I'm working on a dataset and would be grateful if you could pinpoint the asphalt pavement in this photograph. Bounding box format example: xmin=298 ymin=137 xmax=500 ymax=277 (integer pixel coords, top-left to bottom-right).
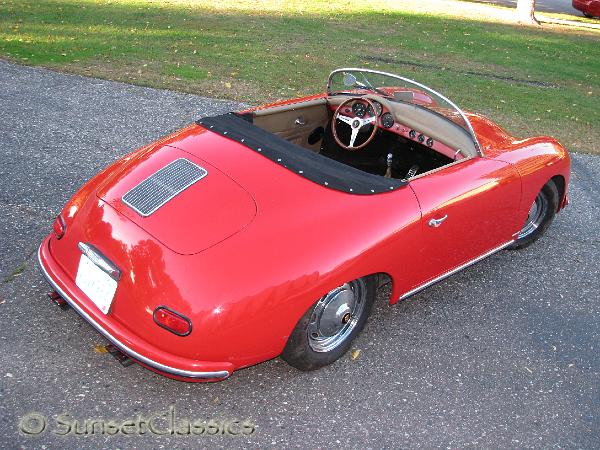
xmin=1 ymin=60 xmax=599 ymax=448
xmin=465 ymin=0 xmax=581 ymax=15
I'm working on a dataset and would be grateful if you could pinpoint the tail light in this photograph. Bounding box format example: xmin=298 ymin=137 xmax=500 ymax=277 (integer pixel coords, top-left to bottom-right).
xmin=52 ymin=215 xmax=66 ymax=239
xmin=153 ymin=306 xmax=192 ymax=336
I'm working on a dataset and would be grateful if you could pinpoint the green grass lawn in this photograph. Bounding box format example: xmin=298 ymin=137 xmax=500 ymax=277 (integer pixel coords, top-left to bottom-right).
xmin=1 ymin=0 xmax=599 ymax=153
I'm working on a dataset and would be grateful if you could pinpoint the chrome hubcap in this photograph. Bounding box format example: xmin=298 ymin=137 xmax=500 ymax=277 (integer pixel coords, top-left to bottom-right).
xmin=518 ymin=191 xmax=548 ymax=239
xmin=307 ymin=280 xmax=367 ymax=353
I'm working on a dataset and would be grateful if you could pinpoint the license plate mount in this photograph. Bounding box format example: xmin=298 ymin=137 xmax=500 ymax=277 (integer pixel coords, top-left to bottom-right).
xmin=75 ymin=253 xmax=118 ymax=314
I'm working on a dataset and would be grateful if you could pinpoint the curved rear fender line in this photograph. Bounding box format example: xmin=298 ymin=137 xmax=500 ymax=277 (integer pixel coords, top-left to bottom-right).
xmin=329 ymin=270 xmax=397 ymax=305
xmin=275 ymin=270 xmax=395 ymax=353
xmin=369 ymin=271 xmax=396 ymax=304
xmin=388 ymin=273 xmax=404 ymax=305
xmin=376 ymin=272 xmax=393 ymax=289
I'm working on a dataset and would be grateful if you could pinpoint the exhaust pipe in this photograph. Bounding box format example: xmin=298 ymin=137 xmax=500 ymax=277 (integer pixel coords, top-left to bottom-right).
xmin=105 ymin=344 xmax=135 ymax=367
xmin=47 ymin=291 xmax=68 ymax=309
xmin=45 ymin=291 xmax=133 ymax=368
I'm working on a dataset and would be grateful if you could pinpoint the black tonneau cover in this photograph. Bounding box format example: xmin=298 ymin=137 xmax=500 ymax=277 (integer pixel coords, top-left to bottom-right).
xmin=196 ymin=113 xmax=406 ymax=195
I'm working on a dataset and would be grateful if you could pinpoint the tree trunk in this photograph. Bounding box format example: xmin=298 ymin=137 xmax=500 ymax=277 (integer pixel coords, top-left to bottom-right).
xmin=517 ymin=0 xmax=539 ymax=25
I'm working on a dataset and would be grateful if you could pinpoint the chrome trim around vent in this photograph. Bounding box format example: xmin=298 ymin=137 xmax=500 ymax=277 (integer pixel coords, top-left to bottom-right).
xmin=398 ymin=240 xmax=514 ymax=301
xmin=37 ymin=244 xmax=230 ymax=380
xmin=122 ymin=158 xmax=207 ymax=217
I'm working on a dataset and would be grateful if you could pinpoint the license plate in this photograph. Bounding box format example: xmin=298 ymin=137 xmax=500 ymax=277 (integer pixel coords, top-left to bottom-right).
xmin=75 ymin=253 xmax=118 ymax=314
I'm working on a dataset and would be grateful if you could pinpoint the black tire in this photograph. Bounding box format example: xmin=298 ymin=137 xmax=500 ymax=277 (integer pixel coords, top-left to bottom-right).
xmin=509 ymin=180 xmax=559 ymax=250
xmin=281 ymin=276 xmax=376 ymax=371
xmin=583 ymin=12 xmax=594 ymax=18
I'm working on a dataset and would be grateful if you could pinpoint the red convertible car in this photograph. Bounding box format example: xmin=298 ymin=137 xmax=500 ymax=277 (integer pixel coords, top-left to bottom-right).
xmin=572 ymin=0 xmax=600 ymax=18
xmin=38 ymin=69 xmax=570 ymax=382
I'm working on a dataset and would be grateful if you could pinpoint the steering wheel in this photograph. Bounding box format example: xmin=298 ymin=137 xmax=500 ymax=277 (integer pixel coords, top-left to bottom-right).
xmin=332 ymin=98 xmax=379 ymax=151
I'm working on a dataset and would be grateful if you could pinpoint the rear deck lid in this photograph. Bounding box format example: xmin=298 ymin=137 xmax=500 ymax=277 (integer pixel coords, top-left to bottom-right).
xmin=97 ymin=145 xmax=256 ymax=255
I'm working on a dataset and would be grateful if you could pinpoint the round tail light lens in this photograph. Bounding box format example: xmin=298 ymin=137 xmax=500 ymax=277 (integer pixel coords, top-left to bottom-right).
xmin=153 ymin=307 xmax=192 ymax=336
xmin=52 ymin=215 xmax=66 ymax=239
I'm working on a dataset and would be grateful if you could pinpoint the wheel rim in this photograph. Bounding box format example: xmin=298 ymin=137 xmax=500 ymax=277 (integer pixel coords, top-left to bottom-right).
xmin=518 ymin=191 xmax=549 ymax=239
xmin=307 ymin=279 xmax=367 ymax=353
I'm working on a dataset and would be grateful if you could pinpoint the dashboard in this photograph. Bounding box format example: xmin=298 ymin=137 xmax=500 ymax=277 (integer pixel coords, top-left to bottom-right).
xmin=336 ymin=99 xmax=462 ymax=161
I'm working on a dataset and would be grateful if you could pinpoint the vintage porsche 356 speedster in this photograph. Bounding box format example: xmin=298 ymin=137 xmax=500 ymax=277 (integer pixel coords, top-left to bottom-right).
xmin=38 ymin=68 xmax=570 ymax=381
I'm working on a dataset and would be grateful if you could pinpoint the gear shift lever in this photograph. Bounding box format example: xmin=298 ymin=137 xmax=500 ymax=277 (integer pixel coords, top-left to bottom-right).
xmin=385 ymin=153 xmax=393 ymax=178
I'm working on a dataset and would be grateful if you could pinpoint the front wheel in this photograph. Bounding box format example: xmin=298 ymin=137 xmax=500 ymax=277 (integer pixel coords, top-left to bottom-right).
xmin=281 ymin=276 xmax=376 ymax=371
xmin=510 ymin=180 xmax=558 ymax=249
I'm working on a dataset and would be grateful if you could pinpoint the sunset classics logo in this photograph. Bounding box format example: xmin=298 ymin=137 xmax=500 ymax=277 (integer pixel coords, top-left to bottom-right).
xmin=18 ymin=406 xmax=256 ymax=437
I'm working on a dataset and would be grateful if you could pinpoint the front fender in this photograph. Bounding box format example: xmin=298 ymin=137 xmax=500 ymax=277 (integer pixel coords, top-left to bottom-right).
xmin=492 ymin=137 xmax=570 ymax=222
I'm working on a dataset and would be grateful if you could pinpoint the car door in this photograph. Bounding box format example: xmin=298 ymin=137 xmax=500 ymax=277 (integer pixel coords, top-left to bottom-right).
xmin=406 ymin=157 xmax=521 ymax=292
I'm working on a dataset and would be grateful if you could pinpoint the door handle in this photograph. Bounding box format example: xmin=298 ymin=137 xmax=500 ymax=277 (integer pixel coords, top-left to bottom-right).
xmin=428 ymin=215 xmax=448 ymax=227
xmin=294 ymin=116 xmax=305 ymax=126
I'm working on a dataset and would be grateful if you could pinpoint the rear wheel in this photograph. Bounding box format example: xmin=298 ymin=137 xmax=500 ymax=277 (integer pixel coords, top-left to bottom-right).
xmin=583 ymin=12 xmax=594 ymax=18
xmin=510 ymin=180 xmax=558 ymax=249
xmin=281 ymin=276 xmax=376 ymax=371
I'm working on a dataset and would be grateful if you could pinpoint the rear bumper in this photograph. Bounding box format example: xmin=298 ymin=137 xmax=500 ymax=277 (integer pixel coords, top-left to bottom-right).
xmin=37 ymin=236 xmax=232 ymax=381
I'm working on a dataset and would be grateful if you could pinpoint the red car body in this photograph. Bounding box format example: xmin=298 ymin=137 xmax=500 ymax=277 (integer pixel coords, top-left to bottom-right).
xmin=38 ymin=70 xmax=570 ymax=382
xmin=573 ymin=0 xmax=600 ymax=17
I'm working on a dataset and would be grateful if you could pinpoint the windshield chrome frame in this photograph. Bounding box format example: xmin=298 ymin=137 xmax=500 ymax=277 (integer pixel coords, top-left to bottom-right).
xmin=327 ymin=68 xmax=483 ymax=157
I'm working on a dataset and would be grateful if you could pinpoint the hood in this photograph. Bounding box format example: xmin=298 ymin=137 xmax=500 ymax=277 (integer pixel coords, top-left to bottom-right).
xmin=97 ymin=144 xmax=256 ymax=255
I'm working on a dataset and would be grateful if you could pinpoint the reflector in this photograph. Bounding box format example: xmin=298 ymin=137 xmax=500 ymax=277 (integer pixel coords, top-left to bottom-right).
xmin=153 ymin=306 xmax=192 ymax=336
xmin=52 ymin=215 xmax=66 ymax=239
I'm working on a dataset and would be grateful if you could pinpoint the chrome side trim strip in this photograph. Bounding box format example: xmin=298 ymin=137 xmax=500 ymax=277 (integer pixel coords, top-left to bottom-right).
xmin=398 ymin=240 xmax=514 ymax=301
xmin=37 ymin=244 xmax=230 ymax=380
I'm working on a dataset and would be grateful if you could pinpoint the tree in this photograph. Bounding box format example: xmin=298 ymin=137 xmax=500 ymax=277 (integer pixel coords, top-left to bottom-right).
xmin=516 ymin=0 xmax=539 ymax=25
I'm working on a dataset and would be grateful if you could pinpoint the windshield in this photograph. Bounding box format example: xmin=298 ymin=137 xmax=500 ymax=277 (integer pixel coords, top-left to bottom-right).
xmin=327 ymin=69 xmax=481 ymax=154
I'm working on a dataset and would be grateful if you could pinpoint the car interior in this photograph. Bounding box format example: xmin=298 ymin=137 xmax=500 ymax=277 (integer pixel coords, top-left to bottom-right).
xmin=249 ymin=95 xmax=478 ymax=181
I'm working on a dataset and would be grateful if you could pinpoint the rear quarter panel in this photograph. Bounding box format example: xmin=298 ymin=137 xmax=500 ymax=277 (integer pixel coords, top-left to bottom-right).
xmin=49 ymin=126 xmax=425 ymax=372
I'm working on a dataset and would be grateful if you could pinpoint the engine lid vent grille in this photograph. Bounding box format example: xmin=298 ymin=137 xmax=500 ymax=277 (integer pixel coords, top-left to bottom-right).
xmin=122 ymin=158 xmax=207 ymax=217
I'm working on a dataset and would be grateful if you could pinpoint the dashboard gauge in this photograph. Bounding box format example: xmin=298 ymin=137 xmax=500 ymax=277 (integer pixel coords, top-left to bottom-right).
xmin=381 ymin=112 xmax=394 ymax=129
xmin=426 ymin=137 xmax=434 ymax=147
xmin=370 ymin=101 xmax=383 ymax=116
xmin=409 ymin=129 xmax=416 ymax=139
xmin=352 ymin=102 xmax=367 ymax=118
xmin=418 ymin=134 xmax=425 ymax=143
